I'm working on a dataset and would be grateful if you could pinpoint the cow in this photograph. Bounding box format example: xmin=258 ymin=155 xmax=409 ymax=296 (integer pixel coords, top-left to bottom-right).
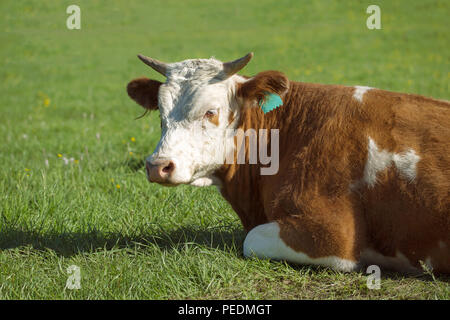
xmin=127 ymin=53 xmax=450 ymax=274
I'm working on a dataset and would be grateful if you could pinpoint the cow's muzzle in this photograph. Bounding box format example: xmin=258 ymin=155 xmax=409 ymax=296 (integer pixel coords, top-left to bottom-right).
xmin=146 ymin=159 xmax=175 ymax=184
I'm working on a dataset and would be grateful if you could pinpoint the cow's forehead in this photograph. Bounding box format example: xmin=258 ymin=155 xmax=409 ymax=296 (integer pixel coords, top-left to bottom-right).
xmin=166 ymin=58 xmax=224 ymax=81
xmin=158 ymin=58 xmax=231 ymax=117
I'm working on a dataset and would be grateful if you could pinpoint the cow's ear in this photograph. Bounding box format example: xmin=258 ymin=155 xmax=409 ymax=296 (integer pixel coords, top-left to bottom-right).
xmin=127 ymin=77 xmax=162 ymax=110
xmin=236 ymin=71 xmax=289 ymax=109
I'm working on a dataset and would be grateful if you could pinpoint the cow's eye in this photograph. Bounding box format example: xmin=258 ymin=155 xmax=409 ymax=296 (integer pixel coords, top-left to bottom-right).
xmin=204 ymin=109 xmax=218 ymax=118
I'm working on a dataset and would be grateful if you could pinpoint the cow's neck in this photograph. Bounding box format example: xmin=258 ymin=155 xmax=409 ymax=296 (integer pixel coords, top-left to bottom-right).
xmin=214 ymin=81 xmax=307 ymax=232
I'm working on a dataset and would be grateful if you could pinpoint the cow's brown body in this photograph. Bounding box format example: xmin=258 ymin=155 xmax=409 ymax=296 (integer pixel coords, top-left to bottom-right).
xmin=215 ymin=80 xmax=450 ymax=274
xmin=128 ymin=53 xmax=449 ymax=274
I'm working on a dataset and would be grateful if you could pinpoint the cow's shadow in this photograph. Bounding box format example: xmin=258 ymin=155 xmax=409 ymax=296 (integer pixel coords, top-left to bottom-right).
xmin=1 ymin=226 xmax=448 ymax=282
xmin=0 ymin=225 xmax=246 ymax=257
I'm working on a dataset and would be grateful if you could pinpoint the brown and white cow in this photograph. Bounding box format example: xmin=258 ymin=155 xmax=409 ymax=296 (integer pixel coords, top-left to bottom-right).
xmin=127 ymin=53 xmax=450 ymax=274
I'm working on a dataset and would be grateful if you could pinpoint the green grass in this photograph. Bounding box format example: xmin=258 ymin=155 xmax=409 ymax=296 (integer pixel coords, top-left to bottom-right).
xmin=0 ymin=0 xmax=449 ymax=299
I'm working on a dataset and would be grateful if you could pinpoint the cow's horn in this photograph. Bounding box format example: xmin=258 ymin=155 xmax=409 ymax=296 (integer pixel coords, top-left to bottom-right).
xmin=223 ymin=52 xmax=254 ymax=77
xmin=137 ymin=54 xmax=168 ymax=76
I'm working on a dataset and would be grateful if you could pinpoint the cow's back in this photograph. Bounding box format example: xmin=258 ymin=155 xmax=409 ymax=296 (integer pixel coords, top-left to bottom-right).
xmin=351 ymin=88 xmax=450 ymax=273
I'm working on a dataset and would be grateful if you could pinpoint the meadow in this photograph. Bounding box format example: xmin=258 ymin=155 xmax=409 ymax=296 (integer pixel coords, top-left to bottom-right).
xmin=0 ymin=0 xmax=449 ymax=299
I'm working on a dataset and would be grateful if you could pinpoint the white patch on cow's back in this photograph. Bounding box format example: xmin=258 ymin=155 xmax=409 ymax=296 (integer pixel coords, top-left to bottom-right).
xmin=364 ymin=138 xmax=393 ymax=187
xmin=243 ymin=222 xmax=357 ymax=272
xmin=360 ymin=248 xmax=420 ymax=274
xmin=392 ymin=150 xmax=420 ymax=182
xmin=353 ymin=137 xmax=421 ymax=189
xmin=353 ymin=86 xmax=372 ymax=102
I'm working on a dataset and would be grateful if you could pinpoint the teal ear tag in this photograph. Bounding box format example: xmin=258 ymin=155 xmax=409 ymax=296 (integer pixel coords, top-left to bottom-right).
xmin=259 ymin=93 xmax=283 ymax=114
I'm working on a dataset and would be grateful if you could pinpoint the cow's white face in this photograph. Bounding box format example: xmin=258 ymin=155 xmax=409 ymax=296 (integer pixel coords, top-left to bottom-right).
xmin=127 ymin=53 xmax=288 ymax=186
xmin=151 ymin=60 xmax=245 ymax=186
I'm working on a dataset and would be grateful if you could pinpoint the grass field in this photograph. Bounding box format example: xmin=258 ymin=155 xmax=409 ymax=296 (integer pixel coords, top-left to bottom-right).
xmin=0 ymin=0 xmax=449 ymax=299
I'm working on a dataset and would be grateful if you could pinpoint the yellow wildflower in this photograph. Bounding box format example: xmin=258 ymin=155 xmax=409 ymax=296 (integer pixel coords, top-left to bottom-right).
xmin=44 ymin=98 xmax=50 ymax=107
xmin=116 ymin=184 xmax=121 ymax=189
xmin=57 ymin=154 xmax=62 ymax=158
xmin=131 ymin=137 xmax=136 ymax=142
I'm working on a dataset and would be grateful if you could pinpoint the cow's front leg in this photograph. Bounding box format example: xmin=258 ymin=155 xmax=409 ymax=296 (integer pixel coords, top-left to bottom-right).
xmin=243 ymin=214 xmax=361 ymax=272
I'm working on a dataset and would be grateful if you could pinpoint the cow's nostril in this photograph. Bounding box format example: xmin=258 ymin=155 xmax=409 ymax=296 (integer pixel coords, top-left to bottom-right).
xmin=162 ymin=161 xmax=175 ymax=174
xmin=146 ymin=159 xmax=175 ymax=183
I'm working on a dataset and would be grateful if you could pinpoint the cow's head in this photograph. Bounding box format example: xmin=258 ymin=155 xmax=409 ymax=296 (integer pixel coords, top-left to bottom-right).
xmin=127 ymin=53 xmax=288 ymax=186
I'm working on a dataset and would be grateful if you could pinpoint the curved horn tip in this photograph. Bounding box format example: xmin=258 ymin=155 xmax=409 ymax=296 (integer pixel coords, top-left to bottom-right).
xmin=237 ymin=52 xmax=254 ymax=64
xmin=136 ymin=54 xmax=168 ymax=76
xmin=137 ymin=54 xmax=150 ymax=63
xmin=222 ymin=52 xmax=255 ymax=77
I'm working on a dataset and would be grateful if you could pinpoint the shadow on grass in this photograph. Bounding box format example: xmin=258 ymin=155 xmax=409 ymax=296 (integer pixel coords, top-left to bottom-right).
xmin=0 ymin=225 xmax=246 ymax=257
xmin=1 ymin=226 xmax=448 ymax=282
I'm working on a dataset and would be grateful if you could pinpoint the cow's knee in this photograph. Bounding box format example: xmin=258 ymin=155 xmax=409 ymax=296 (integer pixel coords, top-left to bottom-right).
xmin=243 ymin=222 xmax=282 ymax=259
xmin=243 ymin=221 xmax=358 ymax=272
